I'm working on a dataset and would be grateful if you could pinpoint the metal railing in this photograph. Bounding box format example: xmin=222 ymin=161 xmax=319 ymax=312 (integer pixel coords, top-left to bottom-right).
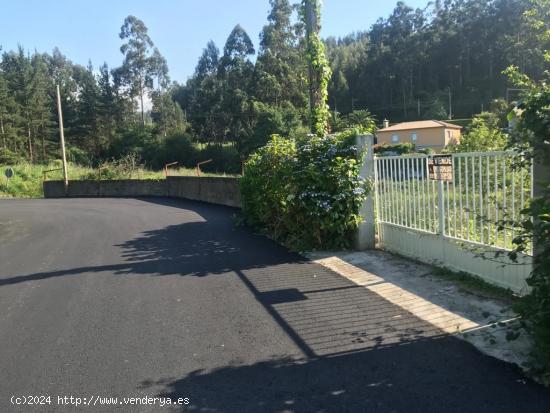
xmin=195 ymin=159 xmax=212 ymax=176
xmin=374 ymin=151 xmax=533 ymax=253
xmin=164 ymin=162 xmax=178 ymax=177
xmin=42 ymin=168 xmax=63 ymax=181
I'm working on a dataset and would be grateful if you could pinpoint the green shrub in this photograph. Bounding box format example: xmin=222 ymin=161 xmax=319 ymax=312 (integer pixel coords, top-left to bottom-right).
xmin=240 ymin=132 xmax=369 ymax=250
xmin=199 ymin=144 xmax=241 ymax=174
xmin=332 ymin=110 xmax=377 ymax=134
xmin=81 ymin=153 xmax=142 ymax=180
xmin=241 ymin=101 xmax=303 ymax=156
xmin=0 ymin=148 xmax=23 ymax=164
xmin=506 ymin=67 xmax=550 ymax=383
xmin=447 ymin=113 xmax=509 ymax=153
xmin=66 ymin=146 xmax=92 ymax=166
xmin=149 ymin=132 xmax=197 ymax=170
xmin=374 ymin=142 xmax=415 ymax=155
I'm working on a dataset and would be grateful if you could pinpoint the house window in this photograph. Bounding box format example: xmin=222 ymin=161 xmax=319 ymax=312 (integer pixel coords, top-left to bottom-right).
xmin=411 ymin=133 xmax=417 ymax=142
xmin=392 ymin=134 xmax=399 ymax=143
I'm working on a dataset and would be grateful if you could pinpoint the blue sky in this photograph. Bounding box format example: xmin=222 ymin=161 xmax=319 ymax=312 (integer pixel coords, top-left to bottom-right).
xmin=0 ymin=0 xmax=427 ymax=83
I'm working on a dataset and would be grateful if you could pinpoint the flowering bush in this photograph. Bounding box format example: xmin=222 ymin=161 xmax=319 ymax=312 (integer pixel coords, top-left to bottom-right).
xmin=240 ymin=131 xmax=370 ymax=251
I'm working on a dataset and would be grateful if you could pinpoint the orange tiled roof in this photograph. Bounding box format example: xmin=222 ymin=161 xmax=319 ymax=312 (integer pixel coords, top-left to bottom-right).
xmin=379 ymin=120 xmax=462 ymax=132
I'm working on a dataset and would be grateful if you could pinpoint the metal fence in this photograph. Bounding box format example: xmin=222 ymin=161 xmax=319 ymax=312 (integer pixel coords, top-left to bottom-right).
xmin=374 ymin=151 xmax=533 ymax=253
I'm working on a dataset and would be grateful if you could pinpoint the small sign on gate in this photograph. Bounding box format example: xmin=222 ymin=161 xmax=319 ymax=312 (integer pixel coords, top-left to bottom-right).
xmin=428 ymin=155 xmax=453 ymax=181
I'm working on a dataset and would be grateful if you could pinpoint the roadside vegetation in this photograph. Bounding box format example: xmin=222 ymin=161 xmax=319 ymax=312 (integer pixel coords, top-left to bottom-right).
xmin=0 ymin=154 xmax=237 ymax=198
xmin=0 ymin=162 xmax=94 ymax=198
xmin=0 ymin=0 xmax=547 ymax=182
xmin=241 ymin=130 xmax=370 ymax=251
xmin=498 ymin=0 xmax=550 ymax=384
xmin=240 ymin=2 xmax=371 ymax=251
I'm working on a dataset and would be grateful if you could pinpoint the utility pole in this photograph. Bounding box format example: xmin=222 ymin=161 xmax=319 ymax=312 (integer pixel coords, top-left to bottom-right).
xmin=417 ymin=99 xmax=421 ymax=118
xmin=56 ymin=85 xmax=69 ymax=193
xmin=448 ymin=87 xmax=452 ymax=120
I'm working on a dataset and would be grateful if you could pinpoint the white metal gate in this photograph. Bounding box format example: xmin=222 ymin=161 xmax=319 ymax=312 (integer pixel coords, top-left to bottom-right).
xmin=373 ymin=151 xmax=533 ymax=294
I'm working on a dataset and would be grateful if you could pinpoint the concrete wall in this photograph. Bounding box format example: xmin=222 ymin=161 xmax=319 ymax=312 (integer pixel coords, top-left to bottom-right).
xmin=378 ymin=222 xmax=531 ymax=294
xmin=43 ymin=176 xmax=241 ymax=208
xmin=166 ymin=176 xmax=241 ymax=208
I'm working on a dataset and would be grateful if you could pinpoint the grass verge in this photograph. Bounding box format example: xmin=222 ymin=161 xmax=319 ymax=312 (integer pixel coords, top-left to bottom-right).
xmin=430 ymin=266 xmax=518 ymax=304
xmin=0 ymin=162 xmax=239 ymax=198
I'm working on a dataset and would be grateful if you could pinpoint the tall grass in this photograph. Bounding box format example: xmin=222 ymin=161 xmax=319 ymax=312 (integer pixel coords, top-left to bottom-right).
xmin=0 ymin=162 xmax=239 ymax=198
xmin=0 ymin=162 xmax=96 ymax=198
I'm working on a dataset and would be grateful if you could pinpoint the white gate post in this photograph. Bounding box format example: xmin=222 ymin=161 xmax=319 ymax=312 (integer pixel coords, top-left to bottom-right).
xmin=356 ymin=134 xmax=376 ymax=249
xmin=437 ymin=180 xmax=446 ymax=236
xmin=534 ymin=160 xmax=550 ymax=256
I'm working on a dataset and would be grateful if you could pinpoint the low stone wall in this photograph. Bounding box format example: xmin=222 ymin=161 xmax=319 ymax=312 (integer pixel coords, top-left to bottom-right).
xmin=43 ymin=176 xmax=241 ymax=208
xmin=166 ymin=176 xmax=241 ymax=208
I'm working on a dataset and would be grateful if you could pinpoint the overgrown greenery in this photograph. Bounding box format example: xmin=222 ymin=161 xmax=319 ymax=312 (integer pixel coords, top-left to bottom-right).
xmin=300 ymin=0 xmax=331 ymax=135
xmin=447 ymin=105 xmax=510 ymax=153
xmin=507 ymin=77 xmax=550 ymax=382
xmin=504 ymin=0 xmax=550 ymax=384
xmin=240 ymin=131 xmax=369 ymax=251
xmin=1 ymin=0 xmax=546 ymax=172
xmin=0 ymin=162 xmax=96 ymax=198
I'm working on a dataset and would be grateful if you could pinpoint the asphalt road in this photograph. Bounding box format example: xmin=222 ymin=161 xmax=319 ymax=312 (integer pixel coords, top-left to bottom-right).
xmin=0 ymin=197 xmax=549 ymax=413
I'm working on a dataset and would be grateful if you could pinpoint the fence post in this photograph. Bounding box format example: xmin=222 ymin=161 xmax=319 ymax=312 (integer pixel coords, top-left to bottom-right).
xmin=437 ymin=179 xmax=446 ymax=236
xmin=355 ymin=134 xmax=376 ymax=250
xmin=533 ymin=160 xmax=550 ymax=256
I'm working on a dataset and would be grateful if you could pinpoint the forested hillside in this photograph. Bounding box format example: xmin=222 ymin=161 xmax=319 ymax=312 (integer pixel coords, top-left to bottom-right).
xmin=0 ymin=0 xmax=546 ymax=172
xmin=326 ymin=0 xmax=547 ymax=121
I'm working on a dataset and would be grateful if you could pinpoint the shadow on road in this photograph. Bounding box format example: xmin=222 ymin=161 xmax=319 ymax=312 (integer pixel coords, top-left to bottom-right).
xmin=3 ymin=197 xmax=550 ymax=411
xmin=0 ymin=198 xmax=304 ymax=285
xmin=144 ymin=338 xmax=550 ymax=413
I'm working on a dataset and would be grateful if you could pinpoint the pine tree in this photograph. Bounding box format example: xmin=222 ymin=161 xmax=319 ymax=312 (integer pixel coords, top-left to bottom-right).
xmin=76 ymin=62 xmax=101 ymax=157
xmin=97 ymin=63 xmax=116 ymax=148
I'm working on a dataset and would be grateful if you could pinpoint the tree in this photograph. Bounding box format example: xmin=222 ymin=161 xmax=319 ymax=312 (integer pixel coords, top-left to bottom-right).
xmin=151 ymin=88 xmax=186 ymax=136
xmin=221 ymin=24 xmax=255 ymax=67
xmin=174 ymin=40 xmax=225 ymax=143
xmin=118 ymin=15 xmax=162 ymax=127
xmin=448 ymin=113 xmax=508 ymax=152
xmin=219 ymin=25 xmax=256 ymax=144
xmin=1 ymin=47 xmax=52 ymax=163
xmin=75 ymin=62 xmax=101 ymax=157
xmin=323 ymin=0 xmax=540 ymax=123
xmin=97 ymin=63 xmax=116 ymax=148
xmin=195 ymin=41 xmax=219 ymax=80
xmin=29 ymin=53 xmax=52 ymax=161
xmin=0 ymin=70 xmax=17 ymax=150
xmin=255 ymin=0 xmax=306 ymax=107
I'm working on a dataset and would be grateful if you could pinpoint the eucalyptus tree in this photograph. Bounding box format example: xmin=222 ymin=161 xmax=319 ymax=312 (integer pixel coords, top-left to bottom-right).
xmin=255 ymin=0 xmax=305 ymax=107
xmin=195 ymin=41 xmax=219 ymax=81
xmin=118 ymin=15 xmax=165 ymax=127
xmin=219 ymin=25 xmax=256 ymax=144
xmin=173 ymin=40 xmax=225 ymax=143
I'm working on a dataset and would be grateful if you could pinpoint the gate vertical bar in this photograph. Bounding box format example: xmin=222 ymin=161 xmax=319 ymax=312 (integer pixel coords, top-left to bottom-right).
xmin=438 ymin=180 xmax=446 ymax=236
